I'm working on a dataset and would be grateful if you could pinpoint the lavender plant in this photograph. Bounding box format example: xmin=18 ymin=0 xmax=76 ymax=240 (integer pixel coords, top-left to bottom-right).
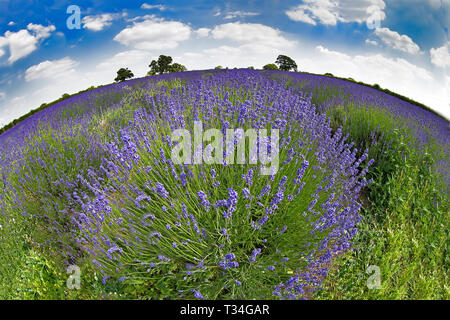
xmin=0 ymin=69 xmax=447 ymax=300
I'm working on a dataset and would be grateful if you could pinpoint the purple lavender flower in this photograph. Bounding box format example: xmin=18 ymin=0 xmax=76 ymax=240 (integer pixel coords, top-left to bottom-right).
xmin=225 ymin=253 xmax=236 ymax=260
xmin=155 ymin=182 xmax=169 ymax=198
xmin=197 ymin=190 xmax=210 ymax=212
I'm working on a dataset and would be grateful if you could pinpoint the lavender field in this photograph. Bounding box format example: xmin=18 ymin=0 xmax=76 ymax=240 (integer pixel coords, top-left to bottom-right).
xmin=0 ymin=69 xmax=448 ymax=300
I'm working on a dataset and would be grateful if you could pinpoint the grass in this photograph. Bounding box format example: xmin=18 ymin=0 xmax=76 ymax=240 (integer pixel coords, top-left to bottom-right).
xmin=314 ymin=103 xmax=449 ymax=299
xmin=0 ymin=71 xmax=448 ymax=299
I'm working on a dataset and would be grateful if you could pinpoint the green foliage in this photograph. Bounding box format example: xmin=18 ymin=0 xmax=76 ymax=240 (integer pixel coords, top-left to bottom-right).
xmin=275 ymin=55 xmax=298 ymax=72
xmin=156 ymin=78 xmax=186 ymax=91
xmin=114 ymin=68 xmax=134 ymax=82
xmin=73 ymin=76 xmax=348 ymax=300
xmin=215 ymin=66 xmax=223 ymax=69
xmin=148 ymin=55 xmax=187 ymax=76
xmin=168 ymin=63 xmax=187 ymax=73
xmin=315 ymin=104 xmax=449 ymax=299
xmin=0 ymin=70 xmax=448 ymax=300
xmin=263 ymin=63 xmax=279 ymax=70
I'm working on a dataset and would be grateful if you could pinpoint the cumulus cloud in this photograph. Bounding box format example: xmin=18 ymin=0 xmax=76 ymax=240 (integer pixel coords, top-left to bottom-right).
xmin=223 ymin=11 xmax=260 ymax=20
xmin=430 ymin=42 xmax=450 ymax=68
xmin=305 ymin=45 xmax=449 ymax=118
xmin=25 ymin=57 xmax=78 ymax=81
xmin=176 ymin=23 xmax=296 ymax=71
xmin=373 ymin=27 xmax=420 ymax=54
xmin=0 ymin=23 xmax=55 ymax=63
xmin=82 ymin=13 xmax=122 ymax=31
xmin=211 ymin=22 xmax=296 ymax=49
xmin=141 ymin=3 xmax=167 ymax=11
xmin=96 ymin=50 xmax=152 ymax=78
xmin=27 ymin=23 xmax=56 ymax=39
xmin=7 ymin=21 xmax=15 ymax=26
xmin=286 ymin=0 xmax=386 ymax=26
xmin=114 ymin=16 xmax=191 ymax=50
xmin=365 ymin=39 xmax=378 ymax=46
xmin=195 ymin=28 xmax=211 ymax=37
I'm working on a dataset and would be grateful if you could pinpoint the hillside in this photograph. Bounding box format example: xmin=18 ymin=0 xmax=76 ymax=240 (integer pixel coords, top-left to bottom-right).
xmin=0 ymin=69 xmax=448 ymax=300
xmin=1 ymin=70 xmax=448 ymax=137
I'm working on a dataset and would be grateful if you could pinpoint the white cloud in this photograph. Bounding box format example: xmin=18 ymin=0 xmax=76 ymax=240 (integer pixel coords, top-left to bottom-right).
xmin=2 ymin=30 xmax=38 ymax=63
xmin=300 ymin=45 xmax=450 ymax=118
xmin=26 ymin=23 xmax=56 ymax=40
xmin=114 ymin=16 xmax=191 ymax=50
xmin=286 ymin=9 xmax=317 ymax=25
xmin=223 ymin=11 xmax=260 ymax=20
xmin=180 ymin=24 xmax=296 ymax=70
xmin=365 ymin=39 xmax=378 ymax=46
xmin=373 ymin=27 xmax=420 ymax=54
xmin=195 ymin=28 xmax=211 ymax=37
xmin=25 ymin=57 xmax=78 ymax=81
xmin=7 ymin=21 xmax=15 ymax=26
xmin=0 ymin=23 xmax=55 ymax=63
xmin=211 ymin=22 xmax=296 ymax=49
xmin=286 ymin=0 xmax=386 ymax=26
xmin=0 ymin=92 xmax=5 ymax=100
xmin=430 ymin=42 xmax=450 ymax=68
xmin=11 ymin=95 xmax=25 ymax=103
xmin=141 ymin=3 xmax=167 ymax=10
xmin=82 ymin=14 xmax=121 ymax=31
xmin=203 ymin=45 xmax=243 ymax=57
xmin=96 ymin=50 xmax=152 ymax=78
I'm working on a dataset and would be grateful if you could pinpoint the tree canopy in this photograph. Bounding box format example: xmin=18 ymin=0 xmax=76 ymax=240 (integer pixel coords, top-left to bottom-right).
xmin=148 ymin=55 xmax=187 ymax=75
xmin=263 ymin=63 xmax=279 ymax=70
xmin=275 ymin=55 xmax=298 ymax=72
xmin=114 ymin=68 xmax=134 ymax=82
xmin=168 ymin=63 xmax=187 ymax=73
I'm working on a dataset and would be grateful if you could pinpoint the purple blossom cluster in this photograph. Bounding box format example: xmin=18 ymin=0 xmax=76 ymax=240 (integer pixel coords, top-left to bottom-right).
xmin=0 ymin=68 xmax=447 ymax=300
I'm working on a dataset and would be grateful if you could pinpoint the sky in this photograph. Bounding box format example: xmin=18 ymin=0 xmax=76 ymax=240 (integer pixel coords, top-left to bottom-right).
xmin=0 ymin=0 xmax=449 ymax=126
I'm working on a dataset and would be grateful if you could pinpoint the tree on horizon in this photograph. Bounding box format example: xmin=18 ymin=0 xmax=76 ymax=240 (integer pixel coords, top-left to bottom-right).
xmin=275 ymin=55 xmax=298 ymax=72
xmin=148 ymin=55 xmax=187 ymax=75
xmin=114 ymin=68 xmax=134 ymax=82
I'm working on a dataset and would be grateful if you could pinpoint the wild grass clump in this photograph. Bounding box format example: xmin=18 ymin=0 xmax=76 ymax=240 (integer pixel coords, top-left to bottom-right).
xmin=315 ymin=94 xmax=449 ymax=300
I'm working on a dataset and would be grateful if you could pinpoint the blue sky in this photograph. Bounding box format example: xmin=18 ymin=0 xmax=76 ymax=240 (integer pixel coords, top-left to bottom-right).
xmin=0 ymin=0 xmax=449 ymax=125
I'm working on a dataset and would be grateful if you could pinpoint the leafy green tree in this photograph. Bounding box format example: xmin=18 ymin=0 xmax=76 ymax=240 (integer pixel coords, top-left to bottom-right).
xmin=148 ymin=55 xmax=172 ymax=75
xmin=263 ymin=63 xmax=279 ymax=70
xmin=148 ymin=55 xmax=187 ymax=75
xmin=114 ymin=68 xmax=134 ymax=82
xmin=275 ymin=55 xmax=298 ymax=72
xmin=168 ymin=63 xmax=187 ymax=73
xmin=214 ymin=65 xmax=223 ymax=69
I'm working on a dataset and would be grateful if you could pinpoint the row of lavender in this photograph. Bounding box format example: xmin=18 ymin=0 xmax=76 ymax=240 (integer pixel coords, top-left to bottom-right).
xmin=267 ymin=70 xmax=449 ymax=188
xmin=1 ymin=69 xmax=447 ymax=299
xmin=1 ymin=70 xmax=371 ymax=298
xmin=267 ymin=71 xmax=449 ymax=146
